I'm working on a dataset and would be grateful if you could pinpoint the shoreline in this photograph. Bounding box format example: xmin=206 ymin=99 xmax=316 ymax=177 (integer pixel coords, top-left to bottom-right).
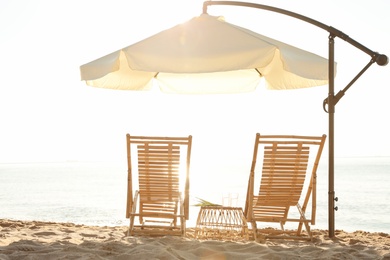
xmin=1 ymin=219 xmax=389 ymax=259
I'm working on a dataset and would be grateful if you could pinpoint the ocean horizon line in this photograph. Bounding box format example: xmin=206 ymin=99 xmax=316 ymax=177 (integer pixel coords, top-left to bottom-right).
xmin=1 ymin=155 xmax=389 ymax=164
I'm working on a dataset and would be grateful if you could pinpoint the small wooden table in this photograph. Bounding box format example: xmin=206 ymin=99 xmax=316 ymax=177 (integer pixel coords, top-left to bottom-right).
xmin=194 ymin=206 xmax=249 ymax=241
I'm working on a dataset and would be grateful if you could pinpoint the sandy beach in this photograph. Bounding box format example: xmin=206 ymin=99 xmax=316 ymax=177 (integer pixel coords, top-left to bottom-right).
xmin=0 ymin=219 xmax=389 ymax=259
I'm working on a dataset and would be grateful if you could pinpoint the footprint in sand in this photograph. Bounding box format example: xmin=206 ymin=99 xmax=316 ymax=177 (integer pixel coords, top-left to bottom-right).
xmin=33 ymin=231 xmax=58 ymax=236
xmin=60 ymin=228 xmax=76 ymax=233
xmin=80 ymin=233 xmax=98 ymax=238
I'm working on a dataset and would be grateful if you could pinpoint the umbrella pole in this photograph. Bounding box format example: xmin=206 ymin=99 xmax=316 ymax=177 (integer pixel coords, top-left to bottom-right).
xmin=328 ymin=34 xmax=336 ymax=238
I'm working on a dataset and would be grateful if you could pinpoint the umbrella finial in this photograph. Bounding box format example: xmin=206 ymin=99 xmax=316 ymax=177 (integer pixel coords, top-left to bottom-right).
xmin=375 ymin=53 xmax=388 ymax=66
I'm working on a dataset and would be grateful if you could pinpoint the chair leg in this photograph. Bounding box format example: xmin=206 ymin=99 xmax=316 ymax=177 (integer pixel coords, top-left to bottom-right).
xmin=128 ymin=216 xmax=135 ymax=236
xmin=296 ymin=204 xmax=310 ymax=236
xmin=279 ymin=222 xmax=285 ymax=231
xmin=127 ymin=191 xmax=138 ymax=236
xmin=251 ymin=220 xmax=258 ymax=240
xmin=295 ymin=204 xmax=313 ymax=240
xmin=181 ymin=216 xmax=186 ymax=237
xmin=179 ymin=194 xmax=185 ymax=236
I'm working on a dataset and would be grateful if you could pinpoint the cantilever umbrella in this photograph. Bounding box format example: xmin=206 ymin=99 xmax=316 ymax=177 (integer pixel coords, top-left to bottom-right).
xmin=80 ymin=11 xmax=335 ymax=226
xmin=80 ymin=1 xmax=388 ymax=238
xmin=80 ymin=12 xmax=333 ymax=224
xmin=80 ymin=14 xmax=332 ymax=93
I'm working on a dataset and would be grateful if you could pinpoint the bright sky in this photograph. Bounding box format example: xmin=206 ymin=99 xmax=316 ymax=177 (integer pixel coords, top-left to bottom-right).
xmin=1 ymin=0 xmax=389 ymax=164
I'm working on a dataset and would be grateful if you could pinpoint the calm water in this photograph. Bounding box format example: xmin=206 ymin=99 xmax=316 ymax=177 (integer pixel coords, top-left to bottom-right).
xmin=0 ymin=157 xmax=389 ymax=233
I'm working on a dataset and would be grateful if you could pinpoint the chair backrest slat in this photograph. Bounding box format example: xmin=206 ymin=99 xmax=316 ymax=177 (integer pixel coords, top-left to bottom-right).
xmin=258 ymin=143 xmax=309 ymax=207
xmin=137 ymin=143 xmax=180 ymax=194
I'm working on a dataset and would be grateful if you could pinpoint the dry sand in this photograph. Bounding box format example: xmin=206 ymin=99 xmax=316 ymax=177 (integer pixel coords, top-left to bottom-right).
xmin=1 ymin=219 xmax=389 ymax=259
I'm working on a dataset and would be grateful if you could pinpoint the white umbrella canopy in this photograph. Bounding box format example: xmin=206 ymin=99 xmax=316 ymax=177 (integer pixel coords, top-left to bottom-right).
xmin=80 ymin=14 xmax=333 ymax=93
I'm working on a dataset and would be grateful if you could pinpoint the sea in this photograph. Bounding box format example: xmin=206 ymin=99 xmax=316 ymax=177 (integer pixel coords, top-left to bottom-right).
xmin=1 ymin=157 xmax=389 ymax=234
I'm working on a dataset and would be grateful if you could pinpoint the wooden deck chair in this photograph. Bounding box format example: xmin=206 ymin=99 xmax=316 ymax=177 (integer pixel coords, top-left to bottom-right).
xmin=244 ymin=134 xmax=326 ymax=241
xmin=126 ymin=134 xmax=192 ymax=236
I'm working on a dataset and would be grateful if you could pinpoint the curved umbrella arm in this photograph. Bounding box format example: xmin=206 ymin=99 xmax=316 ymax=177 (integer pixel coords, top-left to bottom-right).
xmin=203 ymin=1 xmax=388 ymax=66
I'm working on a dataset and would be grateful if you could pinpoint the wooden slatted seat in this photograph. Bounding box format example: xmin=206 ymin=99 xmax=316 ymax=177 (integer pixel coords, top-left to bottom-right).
xmin=245 ymin=133 xmax=326 ymax=240
xmin=126 ymin=134 xmax=192 ymax=236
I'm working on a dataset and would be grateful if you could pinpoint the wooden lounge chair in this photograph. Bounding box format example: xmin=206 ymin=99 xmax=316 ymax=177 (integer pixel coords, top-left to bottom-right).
xmin=244 ymin=133 xmax=326 ymax=240
xmin=126 ymin=134 xmax=192 ymax=236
